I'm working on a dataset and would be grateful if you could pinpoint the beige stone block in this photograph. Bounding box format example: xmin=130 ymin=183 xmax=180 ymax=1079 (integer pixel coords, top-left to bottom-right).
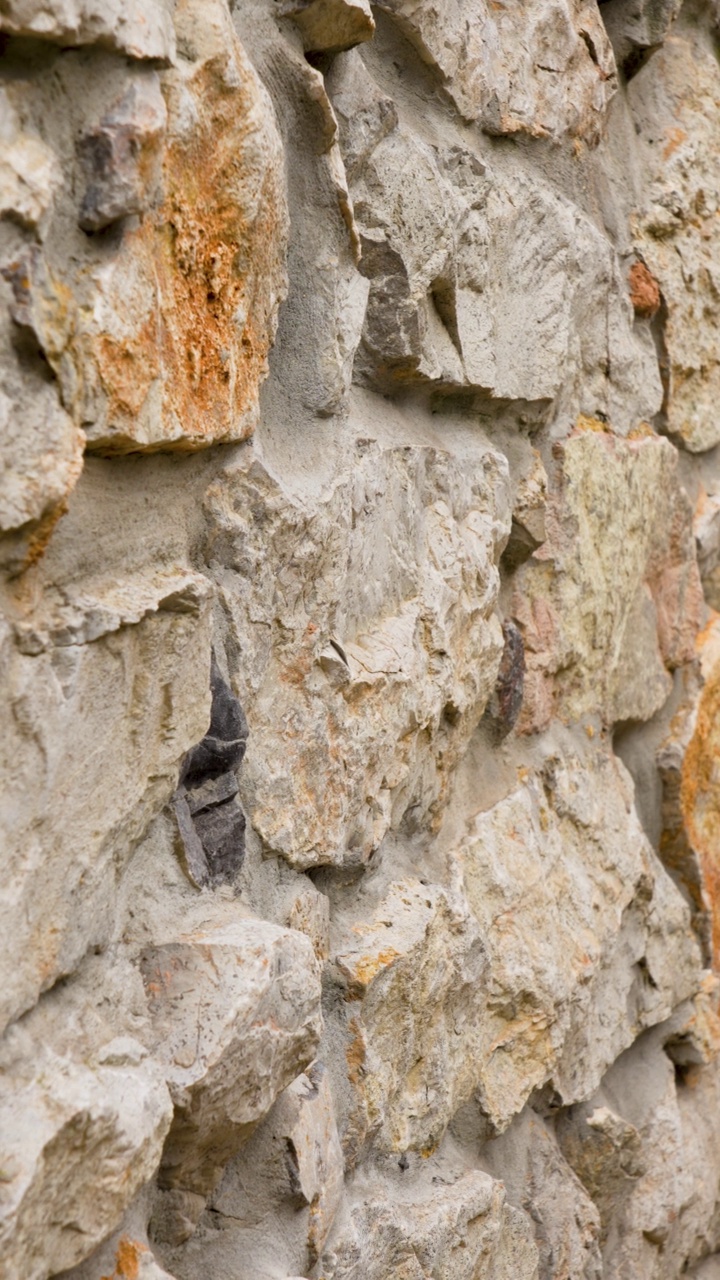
xmin=279 ymin=0 xmax=375 ymax=53
xmin=630 ymin=25 xmax=720 ymax=452
xmin=208 ymin=440 xmax=509 ymax=868
xmin=316 ymin=1169 xmax=538 ymax=1279
xmin=373 ymin=0 xmax=616 ymax=141
xmin=0 ymin=0 xmax=175 ymax=59
xmin=514 ymin=428 xmax=702 ymax=731
xmin=141 ymin=920 xmax=323 ymax=1197
xmin=0 ymin=568 xmax=213 ymax=1033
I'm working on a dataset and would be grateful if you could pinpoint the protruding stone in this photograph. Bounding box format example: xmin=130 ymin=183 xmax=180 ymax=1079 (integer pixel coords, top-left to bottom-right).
xmin=278 ymin=0 xmax=375 ymax=53
xmin=0 ymin=86 xmax=62 ymax=235
xmin=630 ymin=25 xmax=720 ymax=451
xmin=455 ymin=748 xmax=701 ymax=1129
xmin=374 ymin=0 xmax=617 ymax=141
xmin=0 ymin=569 xmax=213 ymax=1034
xmin=315 ymin=1170 xmax=538 ymax=1279
xmin=514 ymin=428 xmax=703 ymax=731
xmin=141 ymin=921 xmax=323 ymax=1198
xmin=0 ymin=984 xmax=173 ymax=1280
xmin=482 ymin=1108 xmax=602 ymax=1279
xmin=77 ymin=76 xmax=166 ymax=233
xmin=21 ymin=0 xmax=288 ymax=452
xmin=207 ymin=440 xmax=509 ymax=868
xmin=287 ymin=887 xmax=331 ymax=962
xmin=0 ymin=0 xmax=176 ymax=60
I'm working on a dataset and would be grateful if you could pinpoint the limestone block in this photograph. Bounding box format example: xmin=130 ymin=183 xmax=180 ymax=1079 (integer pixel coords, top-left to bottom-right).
xmin=185 ymin=1065 xmax=344 ymax=1274
xmin=287 ymin=886 xmax=331 ymax=961
xmin=695 ymin=487 xmax=720 ymax=609
xmin=278 ymin=0 xmax=375 ymax=53
xmin=0 ymin=0 xmax=175 ymax=60
xmin=559 ymin=1029 xmax=720 ymax=1277
xmin=502 ymin=449 xmax=548 ymax=570
xmin=671 ymin=618 xmax=720 ymax=967
xmin=514 ymin=428 xmax=702 ymax=731
xmin=316 ymin=1170 xmax=538 ymax=1279
xmin=0 ymin=568 xmax=213 ymax=1033
xmin=630 ymin=24 xmax=720 ymax=452
xmin=13 ymin=0 xmax=288 ymax=452
xmin=329 ymin=58 xmax=660 ymax=426
xmin=373 ymin=0 xmax=616 ymax=141
xmin=455 ymin=748 xmax=700 ymax=1128
xmin=332 ymin=880 xmax=487 ymax=1156
xmin=206 ymin=439 xmax=509 ymax=868
xmin=0 ymin=86 xmax=62 ymax=235
xmin=0 ymin=288 xmax=84 ymax=558
xmin=141 ymin=920 xmax=323 ymax=1197
xmin=0 ymin=989 xmax=173 ymax=1280
xmin=482 ymin=1108 xmax=602 ymax=1280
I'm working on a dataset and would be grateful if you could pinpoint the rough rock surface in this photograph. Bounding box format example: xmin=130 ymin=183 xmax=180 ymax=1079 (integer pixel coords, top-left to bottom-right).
xmin=2 ymin=0 xmax=720 ymax=1278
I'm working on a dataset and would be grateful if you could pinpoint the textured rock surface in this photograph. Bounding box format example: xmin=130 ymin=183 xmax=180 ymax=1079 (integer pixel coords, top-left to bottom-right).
xmin=2 ymin=0 xmax=720 ymax=1278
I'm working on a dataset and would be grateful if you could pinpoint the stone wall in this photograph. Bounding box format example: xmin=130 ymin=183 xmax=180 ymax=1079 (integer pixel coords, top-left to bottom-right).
xmin=3 ymin=1 xmax=720 ymax=1277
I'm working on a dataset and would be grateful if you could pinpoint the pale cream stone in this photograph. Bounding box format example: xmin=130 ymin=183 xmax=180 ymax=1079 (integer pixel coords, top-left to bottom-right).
xmin=373 ymin=0 xmax=617 ymax=141
xmin=0 ymin=0 xmax=175 ymax=61
xmin=208 ymin=440 xmax=509 ymax=868
xmin=141 ymin=920 xmax=323 ymax=1197
xmin=0 ymin=568 xmax=213 ymax=1033
xmin=630 ymin=23 xmax=720 ymax=452
xmin=316 ymin=1169 xmax=539 ymax=1279
xmin=514 ymin=429 xmax=703 ymax=731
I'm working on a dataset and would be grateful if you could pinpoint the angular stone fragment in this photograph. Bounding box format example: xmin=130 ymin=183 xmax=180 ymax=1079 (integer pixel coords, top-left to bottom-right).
xmin=14 ymin=0 xmax=288 ymax=452
xmin=514 ymin=428 xmax=703 ymax=731
xmin=694 ymin=487 xmax=720 ymax=609
xmin=332 ymin=879 xmax=487 ymax=1156
xmin=141 ymin=920 xmax=323 ymax=1197
xmin=558 ymin=1026 xmax=720 ymax=1277
xmin=178 ymin=1065 xmax=345 ymax=1275
xmin=316 ymin=1169 xmax=538 ymax=1279
xmin=482 ymin=1108 xmax=602 ymax=1280
xmin=329 ymin=56 xmax=660 ymax=425
xmin=0 ymin=295 xmax=84 ymax=563
xmin=0 ymin=0 xmax=175 ymax=61
xmin=0 ymin=971 xmax=173 ymax=1280
xmin=630 ymin=24 xmax=720 ymax=452
xmin=278 ymin=0 xmax=375 ymax=53
xmin=206 ymin=439 xmax=509 ymax=868
xmin=455 ymin=747 xmax=700 ymax=1128
xmin=0 ymin=568 xmax=213 ymax=1034
xmin=502 ymin=449 xmax=548 ymax=570
xmin=671 ymin=618 xmax=720 ymax=967
xmin=0 ymin=86 xmax=62 ymax=235
xmin=288 ymin=885 xmax=331 ymax=961
xmin=77 ymin=76 xmax=166 ymax=233
xmin=373 ymin=0 xmax=617 ymax=141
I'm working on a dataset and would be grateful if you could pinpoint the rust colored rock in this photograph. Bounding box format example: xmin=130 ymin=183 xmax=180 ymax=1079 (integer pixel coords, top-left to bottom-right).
xmin=629 ymin=261 xmax=661 ymax=318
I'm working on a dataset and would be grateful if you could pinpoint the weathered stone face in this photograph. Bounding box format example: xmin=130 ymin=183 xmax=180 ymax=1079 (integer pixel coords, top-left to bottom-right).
xmin=207 ymin=439 xmax=509 ymax=868
xmin=373 ymin=0 xmax=617 ymax=141
xmin=630 ymin=21 xmax=720 ymax=453
xmin=514 ymin=427 xmax=702 ymax=731
xmin=2 ymin=1 xmax=720 ymax=1279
